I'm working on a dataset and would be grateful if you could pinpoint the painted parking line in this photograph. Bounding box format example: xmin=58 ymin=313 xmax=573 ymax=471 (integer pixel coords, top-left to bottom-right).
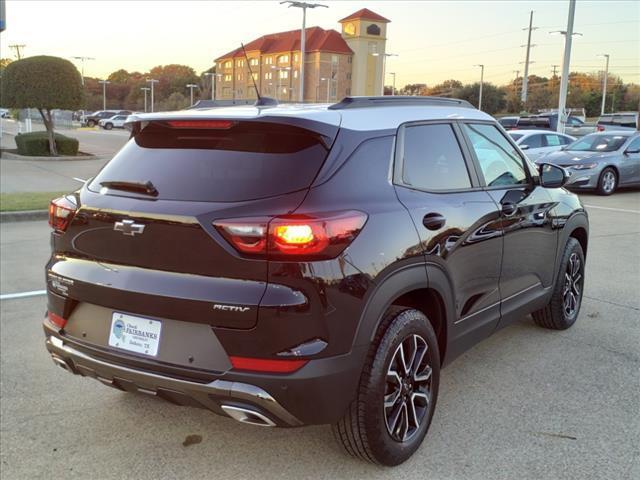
xmin=584 ymin=205 xmax=640 ymax=214
xmin=0 ymin=290 xmax=47 ymax=300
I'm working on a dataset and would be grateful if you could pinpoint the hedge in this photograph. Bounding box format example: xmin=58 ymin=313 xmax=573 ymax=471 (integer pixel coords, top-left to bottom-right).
xmin=14 ymin=131 xmax=79 ymax=156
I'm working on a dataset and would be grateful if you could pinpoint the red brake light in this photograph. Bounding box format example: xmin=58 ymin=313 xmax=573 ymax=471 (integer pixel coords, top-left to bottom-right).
xmin=597 ymin=125 xmax=605 ymax=132
xmin=229 ymin=356 xmax=308 ymax=373
xmin=166 ymin=120 xmax=235 ymax=129
xmin=214 ymin=211 xmax=367 ymax=259
xmin=48 ymin=196 xmax=77 ymax=232
xmin=48 ymin=312 xmax=67 ymax=329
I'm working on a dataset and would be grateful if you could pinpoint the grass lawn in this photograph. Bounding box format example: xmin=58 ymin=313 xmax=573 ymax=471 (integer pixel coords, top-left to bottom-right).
xmin=0 ymin=191 xmax=69 ymax=212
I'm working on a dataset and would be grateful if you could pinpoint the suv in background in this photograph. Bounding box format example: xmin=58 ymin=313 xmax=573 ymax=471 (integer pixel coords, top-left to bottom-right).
xmin=98 ymin=114 xmax=130 ymax=130
xmin=83 ymin=110 xmax=132 ymax=127
xmin=516 ymin=113 xmax=596 ymax=137
xmin=597 ymin=112 xmax=639 ymax=132
xmin=497 ymin=115 xmax=519 ymax=130
xmin=43 ymin=96 xmax=589 ymax=466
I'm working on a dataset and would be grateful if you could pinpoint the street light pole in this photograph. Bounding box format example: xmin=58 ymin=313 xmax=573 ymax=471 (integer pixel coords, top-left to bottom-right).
xmin=204 ymin=72 xmax=215 ymax=100
xmin=140 ymin=87 xmax=150 ymax=112
xmin=474 ymin=64 xmax=484 ymax=110
xmin=521 ymin=10 xmax=537 ymax=103
xmin=372 ymin=53 xmax=399 ymax=96
xmin=389 ymin=72 xmax=396 ymax=96
xmin=147 ymin=79 xmax=159 ymax=112
xmin=98 ymin=80 xmax=110 ymax=110
xmin=553 ymin=0 xmax=579 ymax=133
xmin=186 ymin=83 xmax=198 ymax=106
xmin=598 ymin=54 xmax=610 ymax=115
xmin=71 ymin=56 xmax=95 ymax=86
xmin=281 ymin=1 xmax=328 ymax=103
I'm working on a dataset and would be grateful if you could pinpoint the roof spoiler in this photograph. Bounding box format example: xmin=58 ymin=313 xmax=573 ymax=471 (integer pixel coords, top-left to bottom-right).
xmin=328 ymin=96 xmax=474 ymax=110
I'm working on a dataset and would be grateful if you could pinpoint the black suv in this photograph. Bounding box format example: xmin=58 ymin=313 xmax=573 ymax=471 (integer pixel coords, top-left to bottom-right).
xmin=44 ymin=96 xmax=589 ymax=465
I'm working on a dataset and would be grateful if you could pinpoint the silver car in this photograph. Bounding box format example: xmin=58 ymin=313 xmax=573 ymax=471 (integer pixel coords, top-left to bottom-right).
xmin=537 ymin=131 xmax=640 ymax=195
xmin=509 ymin=130 xmax=575 ymax=162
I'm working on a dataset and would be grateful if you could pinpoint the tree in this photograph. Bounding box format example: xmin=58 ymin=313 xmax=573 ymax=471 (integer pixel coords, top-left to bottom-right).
xmin=427 ymin=79 xmax=462 ymax=97
xmin=400 ymin=83 xmax=427 ymax=96
xmin=1 ymin=56 xmax=83 ymax=155
xmin=455 ymin=82 xmax=505 ymax=114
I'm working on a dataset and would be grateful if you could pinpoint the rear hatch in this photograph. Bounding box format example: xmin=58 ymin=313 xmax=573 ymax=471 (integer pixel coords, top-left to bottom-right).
xmin=48 ymin=117 xmax=338 ymax=333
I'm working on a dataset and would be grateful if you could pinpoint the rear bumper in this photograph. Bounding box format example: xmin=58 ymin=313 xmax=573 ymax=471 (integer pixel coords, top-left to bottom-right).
xmin=44 ymin=320 xmax=366 ymax=427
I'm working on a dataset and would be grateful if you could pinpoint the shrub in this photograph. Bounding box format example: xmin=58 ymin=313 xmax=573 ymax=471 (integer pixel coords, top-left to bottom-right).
xmin=14 ymin=131 xmax=79 ymax=156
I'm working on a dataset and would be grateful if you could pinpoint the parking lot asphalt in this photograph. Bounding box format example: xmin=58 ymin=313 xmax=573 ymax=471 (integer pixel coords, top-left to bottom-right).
xmin=1 ymin=191 xmax=639 ymax=480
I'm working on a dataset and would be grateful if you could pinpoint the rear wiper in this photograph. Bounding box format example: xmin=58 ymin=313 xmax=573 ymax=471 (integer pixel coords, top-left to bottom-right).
xmin=100 ymin=180 xmax=158 ymax=196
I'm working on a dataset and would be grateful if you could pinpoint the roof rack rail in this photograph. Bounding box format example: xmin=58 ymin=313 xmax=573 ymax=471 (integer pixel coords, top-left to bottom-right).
xmin=328 ymin=96 xmax=474 ymax=110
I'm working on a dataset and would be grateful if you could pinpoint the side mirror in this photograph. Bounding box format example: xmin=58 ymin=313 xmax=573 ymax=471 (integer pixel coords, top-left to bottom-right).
xmin=539 ymin=163 xmax=568 ymax=188
xmin=520 ymin=144 xmax=530 ymax=150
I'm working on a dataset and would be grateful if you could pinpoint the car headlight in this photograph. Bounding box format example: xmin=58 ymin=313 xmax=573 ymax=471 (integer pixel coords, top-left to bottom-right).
xmin=572 ymin=163 xmax=598 ymax=170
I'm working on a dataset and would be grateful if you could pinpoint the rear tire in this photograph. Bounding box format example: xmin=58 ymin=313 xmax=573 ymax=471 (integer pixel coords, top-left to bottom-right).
xmin=87 ymin=120 xmax=96 ymax=127
xmin=332 ymin=308 xmax=440 ymax=466
xmin=104 ymin=123 xmax=113 ymax=130
xmin=597 ymin=167 xmax=617 ymax=195
xmin=532 ymin=238 xmax=585 ymax=330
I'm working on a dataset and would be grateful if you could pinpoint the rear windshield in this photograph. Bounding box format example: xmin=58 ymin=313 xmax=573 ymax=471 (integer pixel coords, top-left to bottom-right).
xmin=566 ymin=134 xmax=629 ymax=152
xmin=89 ymin=121 xmax=332 ymax=202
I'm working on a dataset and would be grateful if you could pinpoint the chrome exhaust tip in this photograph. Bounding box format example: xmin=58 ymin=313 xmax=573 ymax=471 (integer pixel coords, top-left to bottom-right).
xmin=221 ymin=405 xmax=276 ymax=427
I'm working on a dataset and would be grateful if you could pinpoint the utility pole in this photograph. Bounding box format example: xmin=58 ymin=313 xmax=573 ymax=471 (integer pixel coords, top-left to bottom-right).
xmin=204 ymin=72 xmax=216 ymax=101
xmin=140 ymin=87 xmax=150 ymax=112
xmin=186 ymin=83 xmax=198 ymax=106
xmin=513 ymin=70 xmax=520 ymax=97
xmin=551 ymin=64 xmax=560 ymax=77
xmin=98 ymin=80 xmax=110 ymax=110
xmin=474 ymin=64 xmax=484 ymax=110
xmin=9 ymin=44 xmax=26 ymax=60
xmin=389 ymin=72 xmax=396 ymax=96
xmin=281 ymin=1 xmax=328 ymax=103
xmin=147 ymin=79 xmax=159 ymax=112
xmin=71 ymin=56 xmax=95 ymax=85
xmin=598 ymin=54 xmax=610 ymax=115
xmin=553 ymin=0 xmax=580 ymax=133
xmin=521 ymin=10 xmax=537 ymax=103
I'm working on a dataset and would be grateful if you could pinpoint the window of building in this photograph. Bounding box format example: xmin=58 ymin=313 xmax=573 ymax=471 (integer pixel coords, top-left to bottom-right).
xmin=331 ymin=55 xmax=338 ymax=65
xmin=293 ymin=53 xmax=299 ymax=62
xmin=277 ymin=54 xmax=289 ymax=64
xmin=402 ymin=124 xmax=471 ymax=191
xmin=236 ymin=59 xmax=244 ymax=67
xmin=265 ymin=56 xmax=273 ymax=65
xmin=462 ymin=123 xmax=528 ymax=187
xmin=251 ymin=72 xmax=258 ymax=81
xmin=346 ymin=73 xmax=352 ymax=80
xmin=222 ymin=87 xmax=232 ymax=96
xmin=279 ymin=70 xmax=289 ymax=79
xmin=237 ymin=89 xmax=243 ymax=97
xmin=293 ymin=70 xmax=298 ymax=79
xmin=265 ymin=72 xmax=273 ymax=80
xmin=347 ymin=56 xmax=352 ymax=64
xmin=224 ymin=61 xmax=232 ymax=69
xmin=249 ymin=58 xmax=259 ymax=66
xmin=237 ymin=73 xmax=243 ymax=81
xmin=224 ymin=74 xmax=232 ymax=82
xmin=367 ymin=24 xmax=381 ymax=36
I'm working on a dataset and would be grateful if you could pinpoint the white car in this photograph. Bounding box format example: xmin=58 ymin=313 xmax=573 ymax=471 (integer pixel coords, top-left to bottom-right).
xmin=508 ymin=130 xmax=575 ymax=162
xmin=98 ymin=114 xmax=129 ymax=130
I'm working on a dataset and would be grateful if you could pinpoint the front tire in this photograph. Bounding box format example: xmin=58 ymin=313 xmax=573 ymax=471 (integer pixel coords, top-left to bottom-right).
xmin=104 ymin=123 xmax=113 ymax=130
xmin=597 ymin=167 xmax=617 ymax=195
xmin=333 ymin=308 xmax=440 ymax=466
xmin=532 ymin=238 xmax=585 ymax=330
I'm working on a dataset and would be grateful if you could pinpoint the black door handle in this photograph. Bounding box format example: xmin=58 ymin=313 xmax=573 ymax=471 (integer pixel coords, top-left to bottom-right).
xmin=423 ymin=213 xmax=446 ymax=230
xmin=501 ymin=202 xmax=518 ymax=216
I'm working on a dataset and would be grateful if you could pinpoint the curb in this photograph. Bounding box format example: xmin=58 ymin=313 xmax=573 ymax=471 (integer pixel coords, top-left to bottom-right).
xmin=0 ymin=210 xmax=48 ymax=223
xmin=1 ymin=150 xmax=105 ymax=162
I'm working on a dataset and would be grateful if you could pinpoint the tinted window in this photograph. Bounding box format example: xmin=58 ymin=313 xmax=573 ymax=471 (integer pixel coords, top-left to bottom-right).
xmin=402 ymin=124 xmax=471 ymax=191
xmin=544 ymin=134 xmax=562 ymax=147
xmin=626 ymin=137 xmax=640 ymax=151
xmin=508 ymin=133 xmax=524 ymax=141
xmin=89 ymin=121 xmax=333 ymax=202
xmin=521 ymin=134 xmax=543 ymax=148
xmin=499 ymin=118 xmax=518 ymax=127
xmin=614 ymin=115 xmax=637 ymax=128
xmin=463 ymin=123 xmax=528 ymax=187
xmin=598 ymin=115 xmax=615 ymax=125
xmin=560 ymin=135 xmax=573 ymax=145
xmin=567 ymin=116 xmax=583 ymax=126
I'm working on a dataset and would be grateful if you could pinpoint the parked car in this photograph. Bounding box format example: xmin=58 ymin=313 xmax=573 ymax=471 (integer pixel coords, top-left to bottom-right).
xmin=83 ymin=110 xmax=131 ymax=127
xmin=516 ymin=113 xmax=596 ymax=137
xmin=539 ymin=108 xmax=586 ymax=123
xmin=99 ymin=114 xmax=130 ymax=130
xmin=537 ymin=131 xmax=640 ymax=195
xmin=597 ymin=112 xmax=639 ymax=132
xmin=44 ymin=96 xmax=589 ymax=466
xmin=0 ymin=108 xmax=10 ymax=118
xmin=497 ymin=116 xmax=519 ymax=130
xmin=509 ymin=130 xmax=575 ymax=161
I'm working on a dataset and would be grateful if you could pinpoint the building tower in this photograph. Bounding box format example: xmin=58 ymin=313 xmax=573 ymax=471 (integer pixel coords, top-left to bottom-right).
xmin=339 ymin=8 xmax=390 ymax=96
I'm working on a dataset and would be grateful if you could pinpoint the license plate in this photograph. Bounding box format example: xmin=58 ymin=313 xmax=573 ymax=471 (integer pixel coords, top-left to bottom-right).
xmin=108 ymin=312 xmax=162 ymax=357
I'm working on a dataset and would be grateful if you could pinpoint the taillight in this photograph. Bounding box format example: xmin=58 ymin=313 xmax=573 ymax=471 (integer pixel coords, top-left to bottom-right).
xmin=48 ymin=196 xmax=77 ymax=232
xmin=214 ymin=211 xmax=367 ymax=260
xmin=166 ymin=120 xmax=235 ymax=129
xmin=229 ymin=356 xmax=308 ymax=373
xmin=48 ymin=312 xmax=67 ymax=329
xmin=596 ymin=125 xmax=605 ymax=132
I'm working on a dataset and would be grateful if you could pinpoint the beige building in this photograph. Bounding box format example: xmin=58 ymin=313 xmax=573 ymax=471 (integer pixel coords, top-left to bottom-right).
xmin=214 ymin=8 xmax=390 ymax=102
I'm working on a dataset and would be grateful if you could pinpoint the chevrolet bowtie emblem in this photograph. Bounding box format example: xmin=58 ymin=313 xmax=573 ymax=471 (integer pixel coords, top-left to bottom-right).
xmin=114 ymin=219 xmax=145 ymax=236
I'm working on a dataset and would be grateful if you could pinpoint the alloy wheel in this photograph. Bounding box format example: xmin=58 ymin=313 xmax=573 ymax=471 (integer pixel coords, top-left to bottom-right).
xmin=563 ymin=252 xmax=583 ymax=319
xmin=384 ymin=334 xmax=432 ymax=442
xmin=602 ymin=171 xmax=616 ymax=194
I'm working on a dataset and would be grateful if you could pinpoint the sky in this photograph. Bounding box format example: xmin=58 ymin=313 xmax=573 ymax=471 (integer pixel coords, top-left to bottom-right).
xmin=1 ymin=0 xmax=638 ymax=89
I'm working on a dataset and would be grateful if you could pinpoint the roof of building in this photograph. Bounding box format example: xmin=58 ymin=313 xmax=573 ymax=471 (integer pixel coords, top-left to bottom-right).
xmin=338 ymin=8 xmax=390 ymax=23
xmin=216 ymin=26 xmax=352 ymax=61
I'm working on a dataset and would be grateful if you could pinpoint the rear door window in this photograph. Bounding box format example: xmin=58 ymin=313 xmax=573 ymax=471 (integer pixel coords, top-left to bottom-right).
xmin=401 ymin=123 xmax=471 ymax=191
xmin=543 ymin=134 xmax=562 ymax=147
xmin=89 ymin=121 xmax=335 ymax=202
xmin=521 ymin=134 xmax=543 ymax=149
